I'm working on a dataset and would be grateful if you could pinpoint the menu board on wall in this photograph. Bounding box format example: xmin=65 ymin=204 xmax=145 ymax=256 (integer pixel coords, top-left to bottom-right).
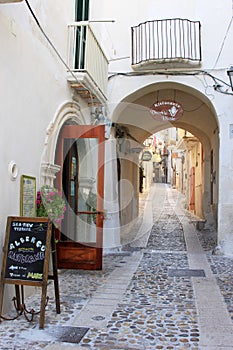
xmin=20 ymin=175 xmax=36 ymax=217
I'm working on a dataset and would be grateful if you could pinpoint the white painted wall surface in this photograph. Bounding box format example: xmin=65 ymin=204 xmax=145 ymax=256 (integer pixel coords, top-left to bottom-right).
xmin=91 ymin=0 xmax=233 ymax=72
xmin=0 ymin=1 xmax=81 ymax=311
xmin=0 ymin=2 xmax=73 ymax=231
xmin=0 ymin=0 xmax=121 ymax=284
xmin=91 ymin=0 xmax=233 ymax=256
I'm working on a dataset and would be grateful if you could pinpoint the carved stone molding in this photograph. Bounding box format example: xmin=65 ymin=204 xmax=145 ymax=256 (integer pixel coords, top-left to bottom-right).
xmin=40 ymin=163 xmax=61 ymax=187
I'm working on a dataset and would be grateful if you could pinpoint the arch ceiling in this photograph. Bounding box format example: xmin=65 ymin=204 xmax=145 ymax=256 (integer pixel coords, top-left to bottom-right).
xmin=112 ymin=82 xmax=218 ymax=146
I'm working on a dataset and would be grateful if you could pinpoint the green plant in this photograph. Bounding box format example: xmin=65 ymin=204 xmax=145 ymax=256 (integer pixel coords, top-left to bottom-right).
xmin=37 ymin=185 xmax=66 ymax=228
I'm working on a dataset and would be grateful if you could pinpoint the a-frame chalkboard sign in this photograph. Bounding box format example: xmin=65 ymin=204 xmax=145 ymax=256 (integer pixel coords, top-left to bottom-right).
xmin=0 ymin=216 xmax=60 ymax=329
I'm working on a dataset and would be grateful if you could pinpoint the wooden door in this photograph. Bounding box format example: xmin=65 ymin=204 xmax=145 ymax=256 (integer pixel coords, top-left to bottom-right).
xmin=62 ymin=139 xmax=79 ymax=241
xmin=55 ymin=125 xmax=105 ymax=270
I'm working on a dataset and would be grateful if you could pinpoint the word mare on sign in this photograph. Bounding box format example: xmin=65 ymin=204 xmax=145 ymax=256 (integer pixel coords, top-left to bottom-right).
xmin=5 ymin=221 xmax=47 ymax=282
xmin=0 ymin=216 xmax=60 ymax=329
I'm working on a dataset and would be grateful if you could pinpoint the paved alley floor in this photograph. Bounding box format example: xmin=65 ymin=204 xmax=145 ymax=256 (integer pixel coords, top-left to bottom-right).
xmin=1 ymin=184 xmax=233 ymax=349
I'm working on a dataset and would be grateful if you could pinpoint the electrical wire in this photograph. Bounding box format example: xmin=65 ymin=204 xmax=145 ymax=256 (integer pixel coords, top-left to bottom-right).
xmin=183 ymin=103 xmax=205 ymax=112
xmin=108 ymin=56 xmax=130 ymax=62
xmin=212 ymin=15 xmax=233 ymax=70
xmin=24 ymin=0 xmax=233 ymax=98
xmin=108 ymin=69 xmax=233 ymax=95
xmin=24 ymin=0 xmax=95 ymax=106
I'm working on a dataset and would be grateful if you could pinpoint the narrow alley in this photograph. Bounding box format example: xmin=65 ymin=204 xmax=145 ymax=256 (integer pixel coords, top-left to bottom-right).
xmin=1 ymin=184 xmax=233 ymax=349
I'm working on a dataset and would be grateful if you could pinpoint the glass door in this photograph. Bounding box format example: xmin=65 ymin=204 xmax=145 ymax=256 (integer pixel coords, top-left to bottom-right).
xmin=55 ymin=124 xmax=105 ymax=270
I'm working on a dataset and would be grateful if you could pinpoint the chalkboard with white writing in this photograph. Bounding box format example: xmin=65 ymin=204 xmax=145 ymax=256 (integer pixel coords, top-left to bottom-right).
xmin=5 ymin=220 xmax=48 ymax=282
xmin=0 ymin=216 xmax=60 ymax=328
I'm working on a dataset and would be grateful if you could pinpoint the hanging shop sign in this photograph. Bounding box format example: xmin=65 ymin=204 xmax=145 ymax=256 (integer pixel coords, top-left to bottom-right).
xmin=150 ymin=101 xmax=183 ymax=121
xmin=142 ymin=151 xmax=153 ymax=161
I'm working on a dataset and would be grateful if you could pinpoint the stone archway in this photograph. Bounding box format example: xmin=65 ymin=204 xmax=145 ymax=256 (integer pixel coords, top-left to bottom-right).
xmin=112 ymin=82 xmax=219 ymax=231
xmin=40 ymin=101 xmax=85 ymax=186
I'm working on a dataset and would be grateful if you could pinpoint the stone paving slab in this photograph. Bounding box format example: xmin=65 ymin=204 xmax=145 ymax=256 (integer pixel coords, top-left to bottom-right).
xmin=200 ymin=330 xmax=233 ymax=347
xmin=72 ymin=251 xmax=142 ymax=330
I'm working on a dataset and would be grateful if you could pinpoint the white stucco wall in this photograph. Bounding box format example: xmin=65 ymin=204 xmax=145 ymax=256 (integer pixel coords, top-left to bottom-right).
xmin=91 ymin=0 xmax=233 ymax=256
xmin=91 ymin=0 xmax=233 ymax=72
xmin=0 ymin=0 xmax=121 ymax=279
xmin=0 ymin=1 xmax=74 ymax=225
xmin=0 ymin=1 xmax=78 ymax=311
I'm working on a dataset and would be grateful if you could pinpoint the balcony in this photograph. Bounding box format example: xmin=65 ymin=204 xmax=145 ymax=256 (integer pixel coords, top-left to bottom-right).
xmin=131 ymin=18 xmax=201 ymax=70
xmin=67 ymin=22 xmax=109 ymax=105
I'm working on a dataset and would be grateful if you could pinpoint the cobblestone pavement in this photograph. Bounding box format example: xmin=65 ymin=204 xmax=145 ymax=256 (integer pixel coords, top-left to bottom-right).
xmin=0 ymin=184 xmax=233 ymax=349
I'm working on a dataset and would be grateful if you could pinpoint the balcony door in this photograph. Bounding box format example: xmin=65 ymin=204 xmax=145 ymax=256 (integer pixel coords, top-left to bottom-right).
xmin=75 ymin=0 xmax=89 ymax=21
xmin=55 ymin=124 xmax=105 ymax=270
xmin=75 ymin=0 xmax=89 ymax=69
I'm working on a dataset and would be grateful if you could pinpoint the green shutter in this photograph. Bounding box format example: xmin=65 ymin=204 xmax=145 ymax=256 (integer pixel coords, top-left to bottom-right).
xmin=75 ymin=0 xmax=89 ymax=21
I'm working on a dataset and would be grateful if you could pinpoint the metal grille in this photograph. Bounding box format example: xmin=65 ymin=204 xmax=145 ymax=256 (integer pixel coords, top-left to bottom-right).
xmin=131 ymin=18 xmax=201 ymax=66
xmin=168 ymin=269 xmax=206 ymax=277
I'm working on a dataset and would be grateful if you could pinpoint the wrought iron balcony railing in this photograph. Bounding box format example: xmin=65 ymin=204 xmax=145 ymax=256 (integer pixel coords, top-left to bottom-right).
xmin=131 ymin=18 xmax=201 ymax=67
xmin=67 ymin=22 xmax=109 ymax=104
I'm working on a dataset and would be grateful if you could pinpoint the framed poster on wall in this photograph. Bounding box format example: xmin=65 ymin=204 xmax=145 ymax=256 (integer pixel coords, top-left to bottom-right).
xmin=20 ymin=175 xmax=36 ymax=217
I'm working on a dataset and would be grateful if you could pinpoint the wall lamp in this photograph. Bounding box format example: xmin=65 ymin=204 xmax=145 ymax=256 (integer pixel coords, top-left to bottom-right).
xmin=91 ymin=105 xmax=106 ymax=124
xmin=227 ymin=66 xmax=233 ymax=91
